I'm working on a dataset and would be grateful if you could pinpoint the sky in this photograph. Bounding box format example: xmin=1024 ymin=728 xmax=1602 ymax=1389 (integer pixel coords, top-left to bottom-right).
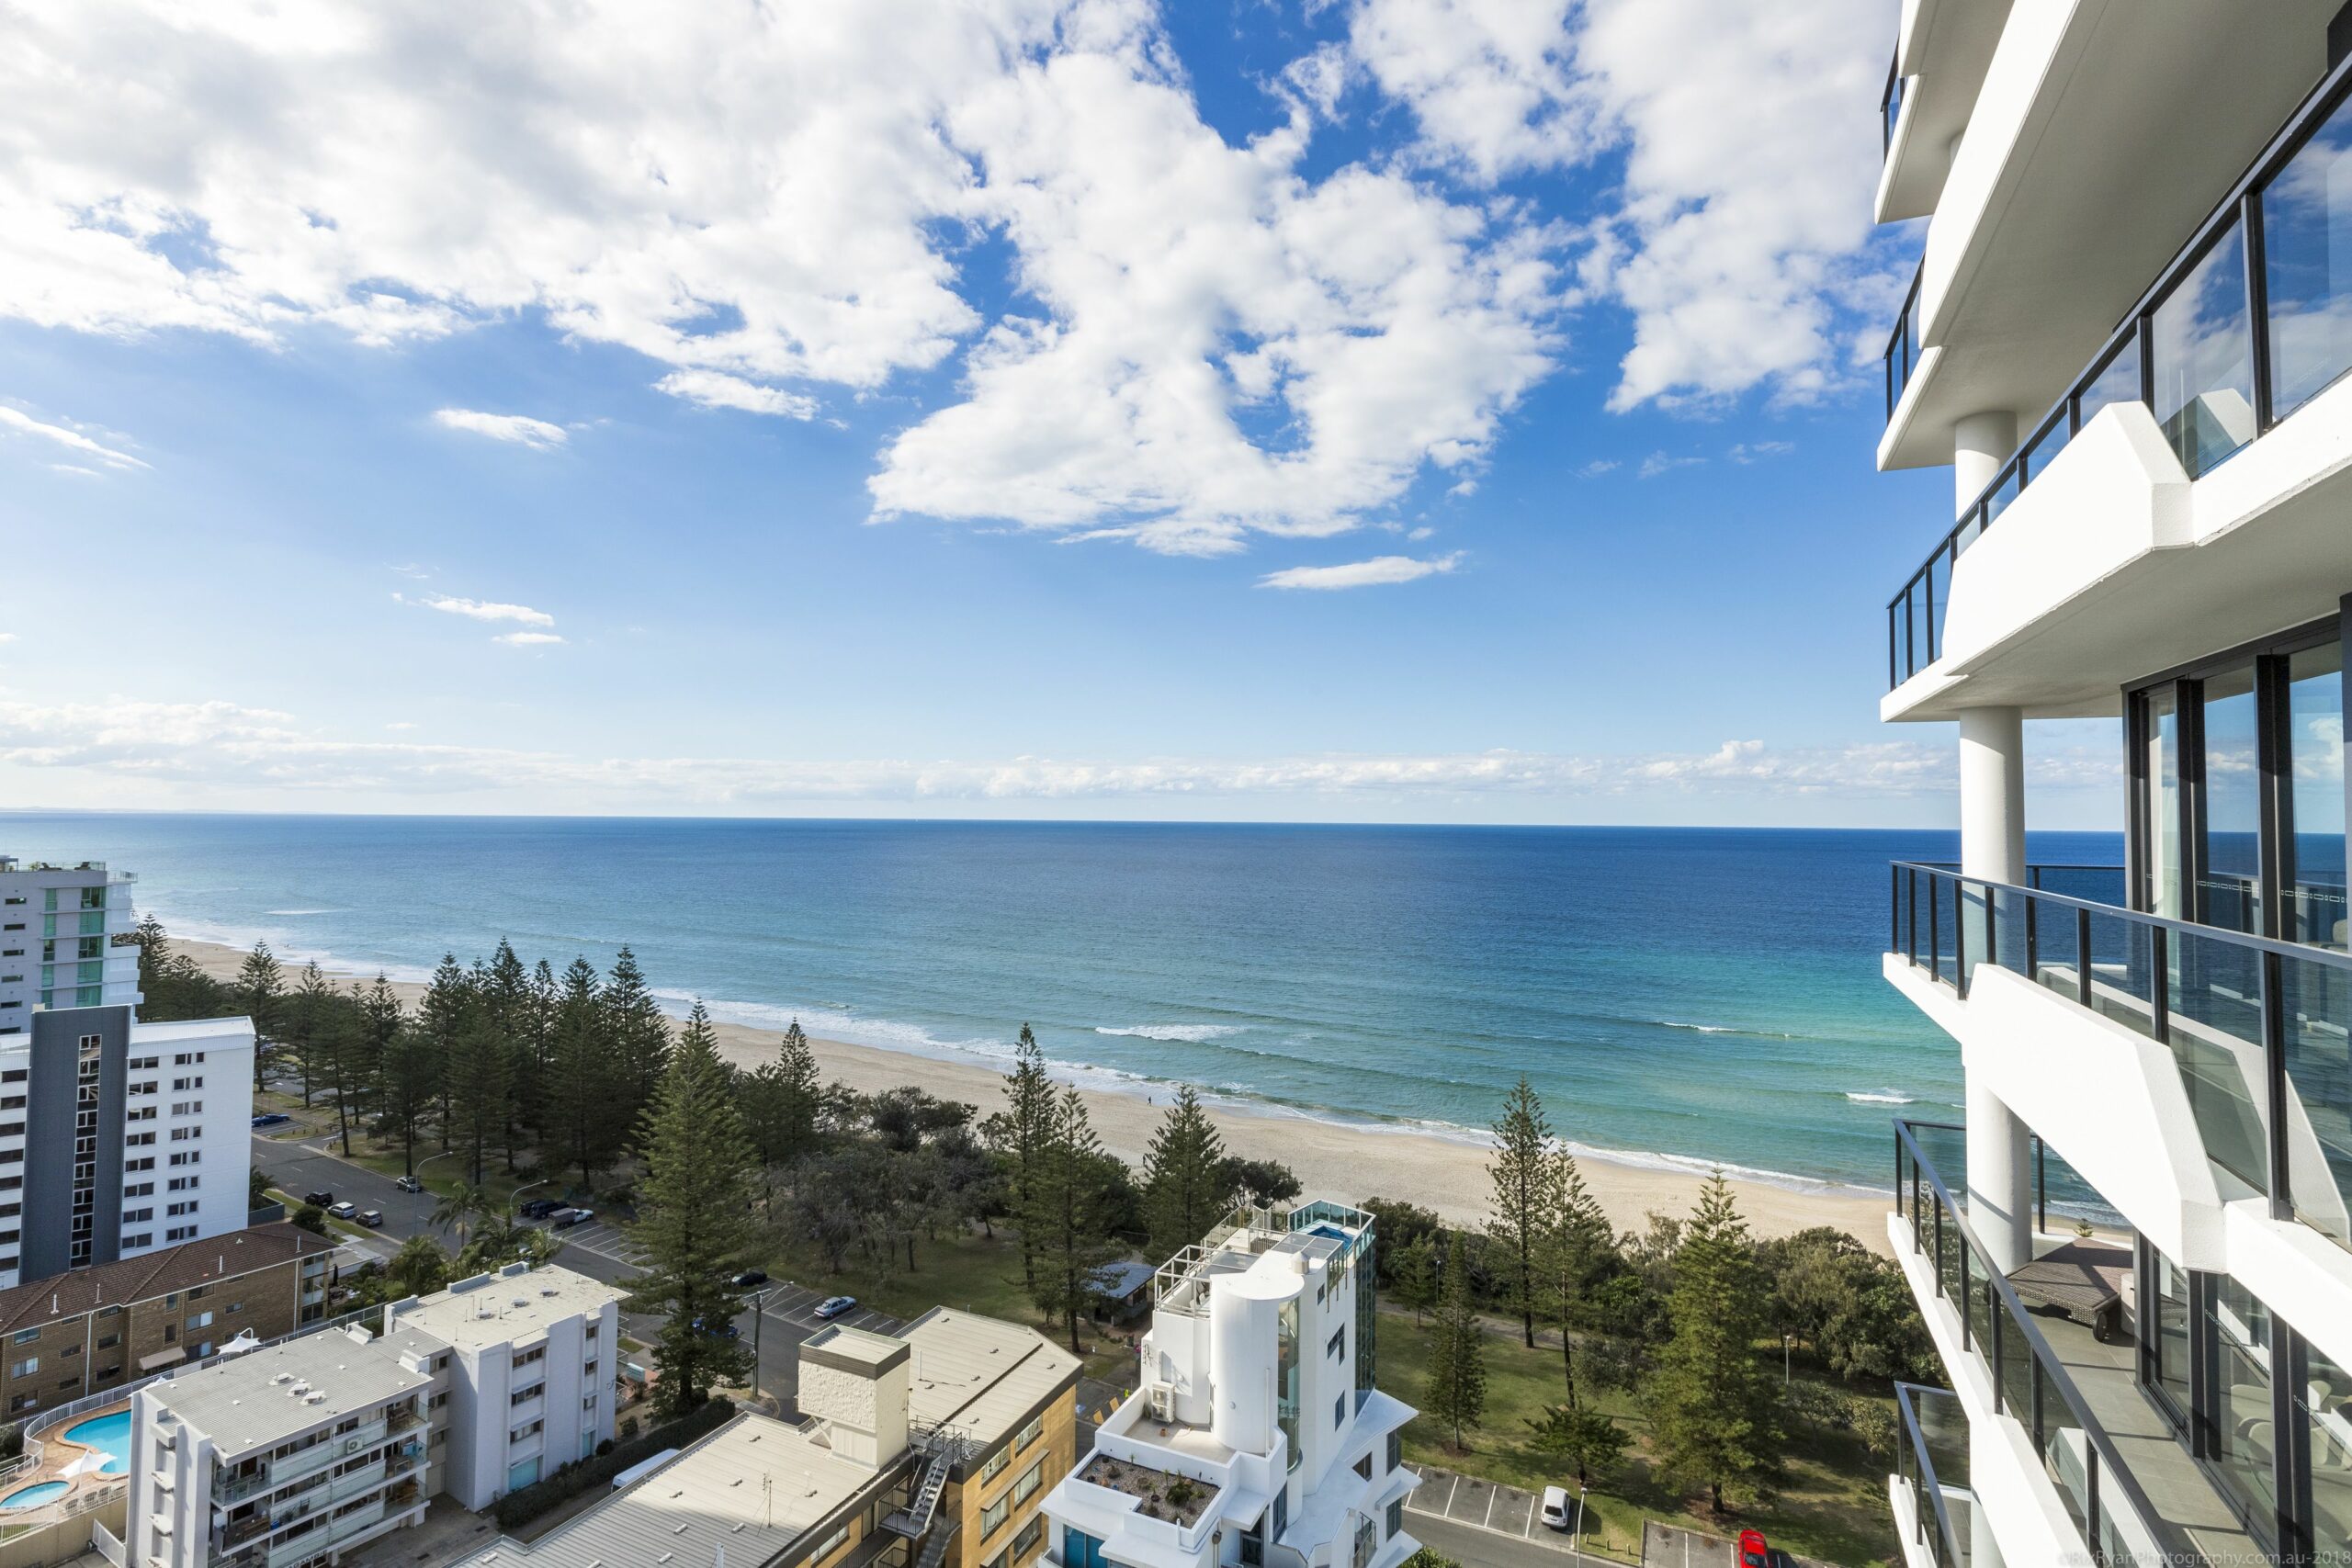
xmin=0 ymin=0 xmax=2122 ymax=828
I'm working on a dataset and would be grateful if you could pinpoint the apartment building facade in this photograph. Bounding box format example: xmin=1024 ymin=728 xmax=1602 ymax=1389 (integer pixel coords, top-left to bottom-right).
xmin=1874 ymin=2 xmax=2352 ymax=1562
xmin=0 ymin=858 xmax=141 ymax=1025
xmin=0 ymin=1223 xmax=332 ymax=1423
xmin=1040 ymin=1203 xmax=1417 ymax=1568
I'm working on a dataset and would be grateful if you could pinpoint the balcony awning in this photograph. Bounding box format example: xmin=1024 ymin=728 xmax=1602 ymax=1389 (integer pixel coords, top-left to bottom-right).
xmin=138 ymin=1347 xmax=186 ymax=1371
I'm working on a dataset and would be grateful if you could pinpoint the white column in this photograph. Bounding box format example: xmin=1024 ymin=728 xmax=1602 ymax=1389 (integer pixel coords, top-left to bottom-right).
xmin=1965 ymin=1423 xmax=2009 ymax=1568
xmin=1953 ymin=410 xmax=2018 ymax=513
xmin=1957 ymin=706 xmax=2026 ymax=884
xmin=1966 ymin=1079 xmax=2035 ymax=1275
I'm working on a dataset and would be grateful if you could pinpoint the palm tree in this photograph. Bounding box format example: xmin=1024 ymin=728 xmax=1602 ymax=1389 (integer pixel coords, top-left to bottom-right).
xmin=429 ymin=1180 xmax=499 ymax=1250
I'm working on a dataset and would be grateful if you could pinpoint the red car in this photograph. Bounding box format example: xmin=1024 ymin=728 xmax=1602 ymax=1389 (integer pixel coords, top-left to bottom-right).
xmin=1737 ymin=1529 xmax=1771 ymax=1568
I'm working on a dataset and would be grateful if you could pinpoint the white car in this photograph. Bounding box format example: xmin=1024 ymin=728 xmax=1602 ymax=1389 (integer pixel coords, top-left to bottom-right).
xmin=1540 ymin=1486 xmax=1571 ymax=1532
xmin=326 ymin=1201 xmax=357 ymax=1220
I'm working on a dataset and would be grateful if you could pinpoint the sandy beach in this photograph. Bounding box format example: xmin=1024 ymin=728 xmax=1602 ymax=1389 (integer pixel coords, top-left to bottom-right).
xmin=174 ymin=938 xmax=1895 ymax=1253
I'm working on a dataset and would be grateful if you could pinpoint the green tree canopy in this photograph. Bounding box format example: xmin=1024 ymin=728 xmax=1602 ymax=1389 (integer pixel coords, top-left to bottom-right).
xmin=1644 ymin=1172 xmax=1781 ymax=1514
xmin=1142 ymin=1086 xmax=1230 ymax=1259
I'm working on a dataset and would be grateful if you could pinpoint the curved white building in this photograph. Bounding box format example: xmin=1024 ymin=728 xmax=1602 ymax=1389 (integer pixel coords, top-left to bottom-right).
xmin=1873 ymin=4 xmax=2352 ymax=1562
xmin=1039 ymin=1203 xmax=1417 ymax=1568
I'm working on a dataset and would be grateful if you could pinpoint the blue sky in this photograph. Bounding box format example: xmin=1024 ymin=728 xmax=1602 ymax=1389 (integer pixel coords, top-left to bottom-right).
xmin=0 ymin=0 xmax=2118 ymax=827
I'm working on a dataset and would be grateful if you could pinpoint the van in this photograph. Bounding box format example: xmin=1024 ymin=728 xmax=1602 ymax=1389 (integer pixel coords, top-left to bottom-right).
xmin=1540 ymin=1486 xmax=1571 ymax=1532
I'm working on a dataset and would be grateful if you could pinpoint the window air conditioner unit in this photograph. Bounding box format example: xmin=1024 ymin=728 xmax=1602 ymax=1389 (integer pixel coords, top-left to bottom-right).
xmin=1148 ymin=1386 xmax=1172 ymax=1424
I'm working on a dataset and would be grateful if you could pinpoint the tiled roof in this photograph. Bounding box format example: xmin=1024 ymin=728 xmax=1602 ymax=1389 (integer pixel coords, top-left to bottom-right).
xmin=0 ymin=1224 xmax=330 ymax=1334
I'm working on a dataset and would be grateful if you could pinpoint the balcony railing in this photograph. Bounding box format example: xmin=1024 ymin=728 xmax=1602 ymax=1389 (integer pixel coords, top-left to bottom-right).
xmin=1893 ymin=1382 xmax=1971 ymax=1568
xmin=1882 ymin=51 xmax=1907 ymax=156
xmin=1893 ymin=1119 xmax=2184 ymax=1565
xmin=1890 ymin=862 xmax=2352 ymax=1255
xmin=1884 ymin=51 xmax=2352 ymax=690
xmin=1883 ymin=260 xmax=1925 ymax=419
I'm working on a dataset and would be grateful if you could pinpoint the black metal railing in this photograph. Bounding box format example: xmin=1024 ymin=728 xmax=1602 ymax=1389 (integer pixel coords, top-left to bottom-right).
xmin=1883 ymin=259 xmax=1925 ymax=421
xmin=1884 ymin=49 xmax=2352 ymax=689
xmin=1890 ymin=862 xmax=2352 ymax=1257
xmin=1883 ymin=51 xmax=1908 ymax=156
xmin=1894 ymin=1382 xmax=1972 ymax=1568
xmin=1894 ymin=1118 xmax=2188 ymax=1566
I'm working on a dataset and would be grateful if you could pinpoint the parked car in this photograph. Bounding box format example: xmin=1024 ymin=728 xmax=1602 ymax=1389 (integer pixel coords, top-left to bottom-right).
xmin=517 ymin=1198 xmax=563 ymax=1220
xmin=327 ymin=1201 xmax=357 ymax=1219
xmin=1540 ymin=1487 xmax=1570 ymax=1532
xmin=813 ymin=1295 xmax=857 ymax=1321
xmin=303 ymin=1190 xmax=334 ymax=1208
xmin=359 ymin=1210 xmax=385 ymax=1228
xmin=549 ymin=1207 xmax=594 ymax=1229
xmin=1737 ymin=1529 xmax=1772 ymax=1568
xmin=691 ymin=1316 xmax=741 ymax=1339
xmin=393 ymin=1175 xmax=424 ymax=1194
xmin=251 ymin=1111 xmax=291 ymax=1129
xmin=729 ymin=1269 xmax=769 ymax=1288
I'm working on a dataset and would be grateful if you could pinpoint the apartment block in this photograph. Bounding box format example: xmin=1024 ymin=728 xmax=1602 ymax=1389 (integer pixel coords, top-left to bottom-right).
xmin=1874 ymin=2 xmax=2352 ymax=1562
xmin=380 ymin=1263 xmax=627 ymax=1506
xmin=0 ymin=857 xmax=141 ymax=1025
xmin=428 ymin=1306 xmax=1079 ymax=1568
xmin=0 ymin=1223 xmax=332 ymax=1424
xmin=1041 ymin=1203 xmax=1417 ymax=1568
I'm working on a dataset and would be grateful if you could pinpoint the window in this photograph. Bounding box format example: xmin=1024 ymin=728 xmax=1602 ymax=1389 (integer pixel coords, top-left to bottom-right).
xmin=1333 ymin=1393 xmax=1345 ymax=1430
xmin=1063 ymin=1528 xmax=1105 ymax=1568
xmin=1326 ymin=1327 xmax=1344 ymax=1362
xmin=1352 ymin=1455 xmax=1370 ymax=1481
xmin=7 ymin=1357 xmax=34 ymax=1378
xmin=814 ymin=1525 xmax=849 ymax=1562
xmin=1012 ymin=1516 xmax=1044 ymax=1562
xmin=983 ymin=1495 xmax=1011 ymax=1539
xmin=1012 ymin=1461 xmax=1044 ymax=1506
xmin=510 ymin=1383 xmax=544 ymax=1406
xmin=509 ymin=1419 xmax=543 ymax=1443
xmin=1385 ymin=1431 xmax=1400 ymax=1472
xmin=979 ymin=1445 xmax=1010 ymax=1483
xmin=1014 ymin=1412 xmax=1043 ymax=1451
xmin=1385 ymin=1500 xmax=1403 ymax=1539
xmin=10 ymin=1328 xmax=35 ymax=1346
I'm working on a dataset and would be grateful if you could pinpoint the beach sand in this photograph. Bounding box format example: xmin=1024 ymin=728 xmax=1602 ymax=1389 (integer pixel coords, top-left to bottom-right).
xmin=174 ymin=938 xmax=1895 ymax=1254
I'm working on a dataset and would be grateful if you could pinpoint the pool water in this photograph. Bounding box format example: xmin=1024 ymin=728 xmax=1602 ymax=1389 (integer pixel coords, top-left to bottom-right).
xmin=62 ymin=1411 xmax=131 ymax=1474
xmin=0 ymin=1481 xmax=67 ymax=1509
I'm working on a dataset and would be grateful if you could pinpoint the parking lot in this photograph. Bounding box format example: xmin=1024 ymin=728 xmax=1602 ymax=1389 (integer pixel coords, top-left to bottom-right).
xmin=1407 ymin=1469 xmax=1558 ymax=1542
xmin=550 ymin=1219 xmax=905 ymax=1337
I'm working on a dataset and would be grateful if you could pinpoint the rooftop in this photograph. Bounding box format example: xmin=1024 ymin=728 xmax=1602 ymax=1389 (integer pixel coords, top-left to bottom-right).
xmin=800 ymin=1322 xmax=907 ymax=1374
xmin=144 ymin=1327 xmax=429 ymax=1458
xmin=1078 ymin=1452 xmax=1219 ymax=1529
xmin=0 ymin=1224 xmax=332 ymax=1335
xmin=447 ymin=1412 xmax=887 ymax=1568
xmin=388 ymin=1264 xmax=626 ymax=1351
xmin=130 ymin=1015 xmax=254 ymax=1043
xmin=899 ymin=1308 xmax=1079 ymax=1445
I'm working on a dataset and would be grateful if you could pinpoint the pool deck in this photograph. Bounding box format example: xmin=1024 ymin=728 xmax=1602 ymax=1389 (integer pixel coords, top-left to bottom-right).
xmin=7 ymin=1400 xmax=135 ymax=1509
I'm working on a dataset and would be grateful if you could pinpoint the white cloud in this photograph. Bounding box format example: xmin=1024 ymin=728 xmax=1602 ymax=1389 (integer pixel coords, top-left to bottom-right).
xmin=401 ymin=593 xmax=555 ymax=628
xmin=0 ymin=633 xmax=15 ymax=643
xmin=1345 ymin=0 xmax=1898 ymax=411
xmin=0 ymin=694 xmax=2122 ymax=807
xmin=1727 ymin=439 xmax=1794 ymax=463
xmin=1574 ymin=457 xmax=1618 ymax=479
xmin=431 ymin=409 xmax=568 ymax=450
xmin=1260 ymin=552 xmax=1463 ymax=591
xmin=492 ymin=631 xmax=567 ymax=647
xmin=654 ymin=371 xmax=820 ymax=420
xmin=0 ymin=403 xmax=147 ymax=469
xmin=1636 ymin=450 xmax=1702 ymax=478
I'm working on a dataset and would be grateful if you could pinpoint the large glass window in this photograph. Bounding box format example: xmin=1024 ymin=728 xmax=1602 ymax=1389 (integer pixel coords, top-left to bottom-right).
xmin=2153 ymin=1251 xmax=2192 ymax=1427
xmin=2151 ymin=220 xmax=2258 ymax=476
xmin=2078 ymin=333 xmax=2143 ymax=431
xmin=2301 ymin=1338 xmax=2352 ymax=1556
xmin=2287 ymin=641 xmax=2348 ymax=949
xmin=2144 ymin=687 xmax=2186 ymax=919
xmin=2212 ymin=1276 xmax=2279 ymax=1540
xmin=2265 ymin=94 xmax=2352 ymax=422
xmin=2200 ymin=664 xmax=2264 ymax=934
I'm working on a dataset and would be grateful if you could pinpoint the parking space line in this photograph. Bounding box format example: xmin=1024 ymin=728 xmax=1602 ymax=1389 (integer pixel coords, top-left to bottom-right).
xmin=1482 ymin=1489 xmax=1496 ymax=1529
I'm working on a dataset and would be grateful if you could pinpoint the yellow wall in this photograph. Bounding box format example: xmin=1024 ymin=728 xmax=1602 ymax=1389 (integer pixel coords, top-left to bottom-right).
xmin=945 ymin=1387 xmax=1077 ymax=1568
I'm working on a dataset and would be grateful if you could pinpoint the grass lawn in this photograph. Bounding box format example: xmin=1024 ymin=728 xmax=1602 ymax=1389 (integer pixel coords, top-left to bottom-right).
xmin=1376 ymin=1312 xmax=1898 ymax=1567
xmin=759 ymin=1224 xmax=1140 ymax=1389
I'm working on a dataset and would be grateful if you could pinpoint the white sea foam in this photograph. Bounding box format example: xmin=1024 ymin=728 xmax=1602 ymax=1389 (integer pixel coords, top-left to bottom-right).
xmin=1844 ymin=1089 xmax=1917 ymax=1105
xmin=157 ymin=910 xmax=438 ymax=986
xmin=263 ymin=908 xmax=343 ymax=917
xmin=1658 ymin=1021 xmax=1734 ymax=1033
xmin=1093 ymin=1023 xmax=1244 ymax=1043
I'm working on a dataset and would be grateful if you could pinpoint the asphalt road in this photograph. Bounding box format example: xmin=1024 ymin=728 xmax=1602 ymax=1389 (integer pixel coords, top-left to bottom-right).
xmin=248 ymin=1132 xmax=903 ymax=1409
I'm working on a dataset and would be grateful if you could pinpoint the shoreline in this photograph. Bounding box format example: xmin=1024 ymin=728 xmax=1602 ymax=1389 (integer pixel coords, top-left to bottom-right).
xmin=171 ymin=937 xmax=1896 ymax=1254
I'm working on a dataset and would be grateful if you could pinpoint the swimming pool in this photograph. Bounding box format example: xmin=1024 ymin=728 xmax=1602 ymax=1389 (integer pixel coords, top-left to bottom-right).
xmin=62 ymin=1410 xmax=131 ymax=1474
xmin=0 ymin=1481 xmax=67 ymax=1510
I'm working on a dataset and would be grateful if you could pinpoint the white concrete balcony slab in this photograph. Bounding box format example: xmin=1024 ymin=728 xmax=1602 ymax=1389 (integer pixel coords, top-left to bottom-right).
xmin=1883 ymin=385 xmax=2352 ymax=722
xmin=1878 ymin=0 xmax=2009 ymax=223
xmin=1880 ymin=0 xmax=2331 ymax=473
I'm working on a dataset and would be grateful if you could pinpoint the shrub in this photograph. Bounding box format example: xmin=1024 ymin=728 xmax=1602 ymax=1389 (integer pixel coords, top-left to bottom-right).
xmin=293 ymin=1204 xmax=328 ymax=1236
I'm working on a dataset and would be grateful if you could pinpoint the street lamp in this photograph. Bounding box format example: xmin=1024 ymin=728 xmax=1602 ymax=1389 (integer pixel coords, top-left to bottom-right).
xmin=748 ymin=1288 xmax=776 ymax=1410
xmin=1570 ymin=1482 xmax=1587 ymax=1560
xmin=507 ymin=1178 xmax=556 ymax=1220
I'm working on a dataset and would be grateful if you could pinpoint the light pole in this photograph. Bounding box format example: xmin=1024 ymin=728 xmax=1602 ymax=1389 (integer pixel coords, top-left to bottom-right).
xmin=748 ymin=1288 xmax=775 ymax=1410
xmin=1782 ymin=1333 xmax=1793 ymax=1388
xmin=1570 ymin=1482 xmax=1587 ymax=1562
xmin=507 ymin=1178 xmax=556 ymax=1220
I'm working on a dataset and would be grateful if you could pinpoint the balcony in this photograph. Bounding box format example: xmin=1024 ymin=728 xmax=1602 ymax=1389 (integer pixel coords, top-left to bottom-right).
xmin=1889 ymin=862 xmax=2352 ymax=1258
xmin=1890 ymin=1382 xmax=1972 ymax=1568
xmin=1892 ymin=1120 xmax=2256 ymax=1563
xmin=1886 ymin=49 xmax=2352 ymax=693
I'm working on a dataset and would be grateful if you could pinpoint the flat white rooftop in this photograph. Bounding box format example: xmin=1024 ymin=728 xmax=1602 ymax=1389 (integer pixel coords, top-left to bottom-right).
xmin=130 ymin=1015 xmax=254 ymax=1043
xmin=389 ymin=1264 xmax=626 ymax=1351
xmin=901 ymin=1308 xmax=1078 ymax=1445
xmin=447 ymin=1412 xmax=883 ymax=1568
xmin=147 ymin=1328 xmax=429 ymax=1459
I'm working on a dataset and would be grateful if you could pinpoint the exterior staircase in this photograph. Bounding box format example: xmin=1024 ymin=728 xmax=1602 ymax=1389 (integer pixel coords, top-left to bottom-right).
xmin=882 ymin=1425 xmax=970 ymax=1540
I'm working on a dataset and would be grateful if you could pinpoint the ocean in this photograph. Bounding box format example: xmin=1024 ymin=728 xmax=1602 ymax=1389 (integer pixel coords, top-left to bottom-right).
xmin=0 ymin=813 xmax=2124 ymax=1193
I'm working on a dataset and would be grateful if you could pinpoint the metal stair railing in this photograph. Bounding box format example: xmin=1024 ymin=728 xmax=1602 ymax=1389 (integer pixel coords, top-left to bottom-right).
xmin=912 ymin=1517 xmax=963 ymax=1568
xmin=882 ymin=1425 xmax=971 ymax=1539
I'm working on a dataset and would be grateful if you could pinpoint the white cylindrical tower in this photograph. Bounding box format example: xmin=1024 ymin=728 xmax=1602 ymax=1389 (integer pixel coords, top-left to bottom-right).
xmin=1207 ymin=1272 xmax=1292 ymax=1454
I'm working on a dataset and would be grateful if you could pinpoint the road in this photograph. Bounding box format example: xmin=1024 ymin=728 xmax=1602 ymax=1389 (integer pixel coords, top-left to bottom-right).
xmin=249 ymin=1132 xmax=906 ymax=1410
xmin=1401 ymin=1467 xmax=1623 ymax=1568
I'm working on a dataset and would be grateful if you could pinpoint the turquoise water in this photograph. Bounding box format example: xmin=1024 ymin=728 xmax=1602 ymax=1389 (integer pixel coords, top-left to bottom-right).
xmin=0 ymin=1481 xmax=67 ymax=1509
xmin=62 ymin=1411 xmax=131 ymax=1472
xmin=0 ymin=813 xmax=2122 ymax=1190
